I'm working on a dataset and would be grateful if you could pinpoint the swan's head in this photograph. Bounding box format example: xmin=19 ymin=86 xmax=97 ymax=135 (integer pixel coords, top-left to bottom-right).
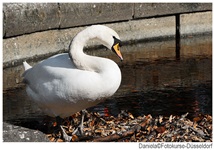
xmin=89 ymin=25 xmax=123 ymax=61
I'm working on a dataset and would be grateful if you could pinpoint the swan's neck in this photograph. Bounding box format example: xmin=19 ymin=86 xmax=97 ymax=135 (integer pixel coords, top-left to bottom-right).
xmin=69 ymin=28 xmax=106 ymax=72
xmin=68 ymin=26 xmax=122 ymax=97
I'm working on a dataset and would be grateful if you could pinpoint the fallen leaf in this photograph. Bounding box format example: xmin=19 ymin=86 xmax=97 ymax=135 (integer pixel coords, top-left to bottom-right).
xmin=128 ymin=112 xmax=134 ymax=119
xmin=56 ymin=139 xmax=64 ymax=142
xmin=155 ymin=126 xmax=166 ymax=133
xmin=159 ymin=116 xmax=163 ymax=123
xmin=52 ymin=121 xmax=57 ymax=127
xmin=193 ymin=117 xmax=202 ymax=123
xmin=72 ymin=135 xmax=79 ymax=142
xmin=50 ymin=137 xmax=55 ymax=142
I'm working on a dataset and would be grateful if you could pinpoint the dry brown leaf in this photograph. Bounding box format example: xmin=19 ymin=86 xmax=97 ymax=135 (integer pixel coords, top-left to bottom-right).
xmin=56 ymin=139 xmax=64 ymax=142
xmin=52 ymin=121 xmax=57 ymax=127
xmin=46 ymin=111 xmax=212 ymax=142
xmin=50 ymin=137 xmax=55 ymax=142
xmin=155 ymin=126 xmax=166 ymax=133
xmin=159 ymin=116 xmax=163 ymax=123
xmin=71 ymin=135 xmax=79 ymax=142
xmin=169 ymin=115 xmax=174 ymax=123
xmin=128 ymin=112 xmax=134 ymax=119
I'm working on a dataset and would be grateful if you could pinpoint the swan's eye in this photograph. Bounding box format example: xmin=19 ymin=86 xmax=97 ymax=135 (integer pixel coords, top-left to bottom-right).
xmin=113 ymin=36 xmax=122 ymax=47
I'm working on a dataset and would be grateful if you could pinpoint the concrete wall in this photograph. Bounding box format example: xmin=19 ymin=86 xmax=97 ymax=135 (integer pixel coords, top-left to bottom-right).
xmin=3 ymin=3 xmax=212 ymax=68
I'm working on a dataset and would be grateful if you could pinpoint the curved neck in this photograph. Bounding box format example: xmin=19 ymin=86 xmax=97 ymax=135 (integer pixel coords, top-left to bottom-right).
xmin=68 ymin=26 xmax=122 ymax=96
xmin=69 ymin=27 xmax=105 ymax=72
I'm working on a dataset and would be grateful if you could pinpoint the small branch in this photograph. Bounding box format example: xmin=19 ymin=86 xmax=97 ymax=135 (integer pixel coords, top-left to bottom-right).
xmin=60 ymin=126 xmax=72 ymax=142
xmin=93 ymin=124 xmax=141 ymax=142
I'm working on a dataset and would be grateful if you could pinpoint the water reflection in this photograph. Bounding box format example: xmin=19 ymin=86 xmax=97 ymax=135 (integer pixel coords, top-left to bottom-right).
xmin=3 ymin=35 xmax=212 ymax=130
xmin=91 ymin=82 xmax=212 ymax=119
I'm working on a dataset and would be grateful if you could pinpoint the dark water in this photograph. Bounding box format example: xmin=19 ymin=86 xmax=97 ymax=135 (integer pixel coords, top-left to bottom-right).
xmin=89 ymin=81 xmax=212 ymax=118
xmin=3 ymin=35 xmax=212 ymax=131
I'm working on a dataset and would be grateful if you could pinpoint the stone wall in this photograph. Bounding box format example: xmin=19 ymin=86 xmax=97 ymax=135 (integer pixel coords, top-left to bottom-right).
xmin=3 ymin=3 xmax=212 ymax=68
xmin=3 ymin=3 xmax=212 ymax=38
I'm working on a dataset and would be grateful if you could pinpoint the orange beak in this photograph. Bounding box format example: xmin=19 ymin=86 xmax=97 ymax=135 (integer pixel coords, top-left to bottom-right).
xmin=113 ymin=43 xmax=123 ymax=61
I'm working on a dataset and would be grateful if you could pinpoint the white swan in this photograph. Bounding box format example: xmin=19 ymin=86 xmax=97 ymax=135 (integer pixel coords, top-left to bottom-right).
xmin=23 ymin=25 xmax=123 ymax=118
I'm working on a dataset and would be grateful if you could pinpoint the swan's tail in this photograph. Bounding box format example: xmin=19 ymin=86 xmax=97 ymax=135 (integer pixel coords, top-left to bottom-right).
xmin=23 ymin=61 xmax=32 ymax=71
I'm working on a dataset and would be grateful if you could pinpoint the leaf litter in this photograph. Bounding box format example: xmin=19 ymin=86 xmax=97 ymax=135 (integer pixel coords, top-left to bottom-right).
xmin=47 ymin=111 xmax=212 ymax=142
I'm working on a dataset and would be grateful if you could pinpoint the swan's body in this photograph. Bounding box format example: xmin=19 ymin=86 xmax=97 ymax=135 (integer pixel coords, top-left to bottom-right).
xmin=23 ymin=25 xmax=123 ymax=118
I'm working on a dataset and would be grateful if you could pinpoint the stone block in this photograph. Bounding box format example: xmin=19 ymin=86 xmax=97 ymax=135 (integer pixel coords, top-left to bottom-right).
xmin=3 ymin=3 xmax=60 ymax=37
xmin=180 ymin=34 xmax=212 ymax=57
xmin=108 ymin=16 xmax=175 ymax=42
xmin=134 ymin=3 xmax=212 ymax=18
xmin=3 ymin=122 xmax=49 ymax=142
xmin=180 ymin=11 xmax=212 ymax=35
xmin=59 ymin=3 xmax=133 ymax=28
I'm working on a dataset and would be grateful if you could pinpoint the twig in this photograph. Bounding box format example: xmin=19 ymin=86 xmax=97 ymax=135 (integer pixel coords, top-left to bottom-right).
xmin=93 ymin=124 xmax=141 ymax=142
xmin=60 ymin=126 xmax=72 ymax=142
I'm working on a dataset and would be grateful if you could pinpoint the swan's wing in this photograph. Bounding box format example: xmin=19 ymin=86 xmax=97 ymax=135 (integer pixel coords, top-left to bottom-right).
xmin=23 ymin=53 xmax=75 ymax=92
xmin=22 ymin=53 xmax=104 ymax=116
xmin=23 ymin=53 xmax=101 ymax=100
